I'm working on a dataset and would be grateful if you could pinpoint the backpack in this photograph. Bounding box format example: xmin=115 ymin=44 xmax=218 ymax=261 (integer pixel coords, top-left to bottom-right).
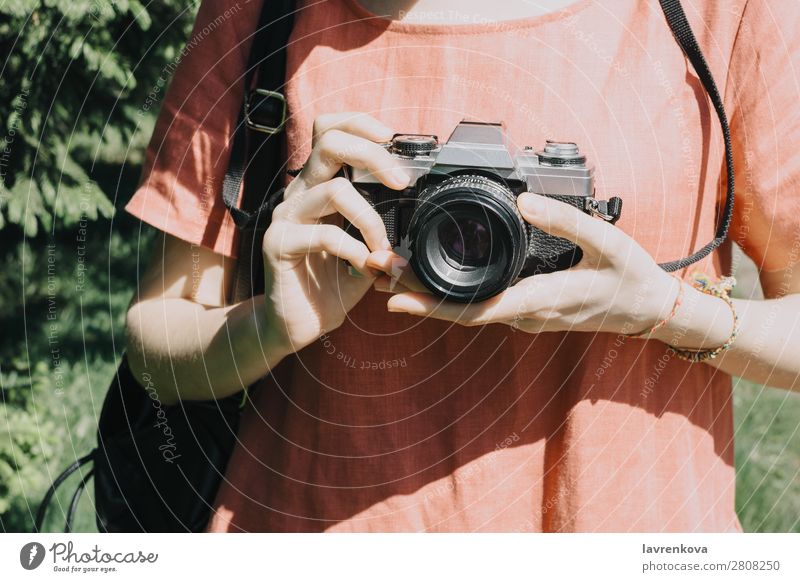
xmin=35 ymin=0 xmax=733 ymax=532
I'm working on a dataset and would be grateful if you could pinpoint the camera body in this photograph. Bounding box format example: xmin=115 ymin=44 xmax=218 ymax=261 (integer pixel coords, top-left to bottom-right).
xmin=346 ymin=120 xmax=622 ymax=303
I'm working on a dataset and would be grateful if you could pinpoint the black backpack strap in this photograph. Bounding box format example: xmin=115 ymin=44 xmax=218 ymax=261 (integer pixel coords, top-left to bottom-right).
xmin=65 ymin=468 xmax=94 ymax=533
xmin=223 ymin=0 xmax=295 ymax=301
xmin=222 ymin=0 xmax=294 ymax=230
xmin=657 ymin=0 xmax=735 ymax=272
xmin=34 ymin=450 xmax=95 ymax=533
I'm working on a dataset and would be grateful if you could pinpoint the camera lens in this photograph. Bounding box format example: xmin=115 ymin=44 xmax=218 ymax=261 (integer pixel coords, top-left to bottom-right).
xmin=408 ymin=175 xmax=527 ymax=303
xmin=438 ymin=217 xmax=491 ymax=266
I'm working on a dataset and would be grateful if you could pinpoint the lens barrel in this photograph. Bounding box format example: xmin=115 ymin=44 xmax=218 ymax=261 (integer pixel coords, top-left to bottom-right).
xmin=407 ymin=175 xmax=527 ymax=303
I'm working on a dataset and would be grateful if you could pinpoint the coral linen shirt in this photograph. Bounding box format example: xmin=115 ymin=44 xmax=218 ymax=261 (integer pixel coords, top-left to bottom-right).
xmin=125 ymin=0 xmax=800 ymax=531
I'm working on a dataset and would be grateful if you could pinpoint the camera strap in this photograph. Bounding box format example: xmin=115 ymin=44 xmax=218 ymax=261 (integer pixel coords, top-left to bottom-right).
xmin=657 ymin=0 xmax=735 ymax=272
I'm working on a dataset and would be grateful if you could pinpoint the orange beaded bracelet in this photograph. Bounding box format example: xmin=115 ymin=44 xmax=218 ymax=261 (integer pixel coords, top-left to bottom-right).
xmin=671 ymin=273 xmax=740 ymax=363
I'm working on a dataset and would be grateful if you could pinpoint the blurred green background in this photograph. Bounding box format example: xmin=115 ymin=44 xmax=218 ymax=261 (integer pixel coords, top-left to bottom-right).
xmin=1 ymin=1 xmax=798 ymax=533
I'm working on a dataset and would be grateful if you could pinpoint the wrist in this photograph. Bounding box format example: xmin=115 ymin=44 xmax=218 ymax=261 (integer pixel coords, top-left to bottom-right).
xmin=650 ymin=283 xmax=733 ymax=350
xmin=624 ymin=271 xmax=683 ymax=338
xmin=256 ymin=295 xmax=295 ymax=362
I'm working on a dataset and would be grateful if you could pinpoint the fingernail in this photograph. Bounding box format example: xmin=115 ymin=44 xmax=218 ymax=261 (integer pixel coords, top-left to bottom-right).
xmin=347 ymin=265 xmax=364 ymax=278
xmin=381 ymin=237 xmax=392 ymax=251
xmin=391 ymin=255 xmax=408 ymax=269
xmin=374 ymin=122 xmax=394 ymax=140
xmin=348 ymin=265 xmax=378 ymax=278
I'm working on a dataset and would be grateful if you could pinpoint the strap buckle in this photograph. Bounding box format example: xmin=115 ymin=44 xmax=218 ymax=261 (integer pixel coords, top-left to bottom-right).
xmin=245 ymin=89 xmax=287 ymax=134
xmin=584 ymin=196 xmax=623 ymax=224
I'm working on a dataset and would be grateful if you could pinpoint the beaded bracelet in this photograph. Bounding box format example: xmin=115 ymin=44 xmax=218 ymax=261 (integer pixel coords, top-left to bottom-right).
xmin=671 ymin=272 xmax=740 ymax=363
xmin=626 ymin=273 xmax=685 ymax=339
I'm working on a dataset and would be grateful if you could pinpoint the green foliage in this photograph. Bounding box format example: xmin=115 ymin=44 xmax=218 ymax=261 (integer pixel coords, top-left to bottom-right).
xmin=0 ymin=0 xmax=188 ymax=531
xmin=0 ymin=218 xmax=154 ymax=531
xmin=0 ymin=400 xmax=60 ymax=522
xmin=0 ymin=0 xmax=198 ymax=235
xmin=0 ymin=359 xmax=109 ymax=532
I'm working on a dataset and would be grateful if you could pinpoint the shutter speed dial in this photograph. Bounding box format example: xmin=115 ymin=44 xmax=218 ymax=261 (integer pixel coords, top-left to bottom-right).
xmin=390 ymin=134 xmax=438 ymax=157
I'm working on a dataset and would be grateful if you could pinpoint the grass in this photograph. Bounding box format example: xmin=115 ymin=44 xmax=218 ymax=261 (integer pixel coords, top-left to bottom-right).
xmin=729 ymin=245 xmax=800 ymax=532
xmin=734 ymin=380 xmax=800 ymax=532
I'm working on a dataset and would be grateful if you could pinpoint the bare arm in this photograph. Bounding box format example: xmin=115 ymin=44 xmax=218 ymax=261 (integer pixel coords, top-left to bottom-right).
xmin=125 ymin=233 xmax=291 ymax=406
xmin=125 ymin=113 xmax=410 ymax=406
xmin=650 ymin=265 xmax=800 ymax=391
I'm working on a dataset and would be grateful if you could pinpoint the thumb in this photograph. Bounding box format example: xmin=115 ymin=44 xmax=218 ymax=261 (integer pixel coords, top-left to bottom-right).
xmin=517 ymin=192 xmax=619 ymax=256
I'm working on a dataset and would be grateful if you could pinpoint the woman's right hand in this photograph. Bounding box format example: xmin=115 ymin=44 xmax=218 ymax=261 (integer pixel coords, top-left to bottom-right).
xmin=262 ymin=112 xmax=410 ymax=355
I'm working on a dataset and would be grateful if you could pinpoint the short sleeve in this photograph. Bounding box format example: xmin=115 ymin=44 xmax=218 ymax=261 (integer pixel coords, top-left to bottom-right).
xmin=727 ymin=0 xmax=800 ymax=273
xmin=125 ymin=0 xmax=264 ymax=258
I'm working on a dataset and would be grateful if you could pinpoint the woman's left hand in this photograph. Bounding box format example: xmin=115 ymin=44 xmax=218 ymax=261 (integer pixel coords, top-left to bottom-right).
xmin=380 ymin=192 xmax=681 ymax=335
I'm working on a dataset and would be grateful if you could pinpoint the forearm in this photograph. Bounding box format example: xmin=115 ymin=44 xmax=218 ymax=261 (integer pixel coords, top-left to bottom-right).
xmin=709 ymin=295 xmax=800 ymax=389
xmin=651 ymin=285 xmax=800 ymax=391
xmin=125 ymin=295 xmax=291 ymax=405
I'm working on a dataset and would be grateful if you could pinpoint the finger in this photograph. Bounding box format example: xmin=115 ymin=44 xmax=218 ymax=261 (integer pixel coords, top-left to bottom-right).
xmin=276 ymin=177 xmax=390 ymax=252
xmin=298 ymin=130 xmax=410 ymax=190
xmin=265 ymin=223 xmax=374 ymax=276
xmin=365 ymin=251 xmax=428 ymax=293
xmin=366 ymin=249 xmax=407 ymax=275
xmin=312 ymin=112 xmax=394 ymax=145
xmin=373 ymin=275 xmax=411 ymax=294
xmin=517 ymin=193 xmax=622 ymax=259
xmin=386 ymin=287 xmax=527 ymax=326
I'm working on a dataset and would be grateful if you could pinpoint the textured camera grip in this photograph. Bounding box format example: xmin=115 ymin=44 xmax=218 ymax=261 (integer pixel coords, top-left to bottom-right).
xmin=342 ymin=186 xmax=403 ymax=248
xmin=521 ymin=194 xmax=587 ymax=277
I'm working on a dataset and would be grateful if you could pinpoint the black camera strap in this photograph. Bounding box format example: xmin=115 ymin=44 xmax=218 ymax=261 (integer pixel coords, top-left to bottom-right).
xmin=657 ymin=0 xmax=735 ymax=271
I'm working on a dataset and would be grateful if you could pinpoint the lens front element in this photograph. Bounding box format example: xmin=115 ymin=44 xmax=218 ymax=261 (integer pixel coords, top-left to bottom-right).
xmin=408 ymin=175 xmax=527 ymax=303
xmin=438 ymin=216 xmax=492 ymax=266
